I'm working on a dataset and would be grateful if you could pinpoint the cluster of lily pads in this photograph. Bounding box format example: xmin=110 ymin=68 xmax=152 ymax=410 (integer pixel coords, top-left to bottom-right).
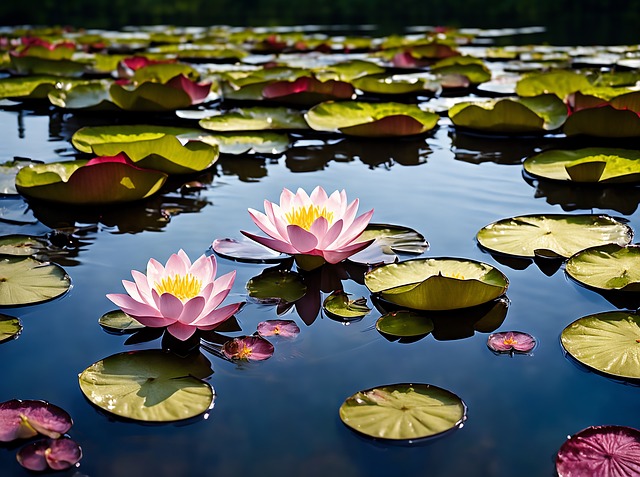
xmin=1 ymin=23 xmax=640 ymax=474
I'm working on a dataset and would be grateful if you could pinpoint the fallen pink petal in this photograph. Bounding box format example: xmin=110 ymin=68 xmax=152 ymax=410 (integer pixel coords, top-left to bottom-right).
xmin=222 ymin=335 xmax=275 ymax=361
xmin=17 ymin=437 xmax=82 ymax=471
xmin=257 ymin=319 xmax=300 ymax=338
xmin=487 ymin=331 xmax=536 ymax=354
xmin=0 ymin=400 xmax=73 ymax=442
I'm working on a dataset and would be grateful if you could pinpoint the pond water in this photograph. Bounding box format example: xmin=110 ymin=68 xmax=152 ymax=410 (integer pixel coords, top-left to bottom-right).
xmin=1 ymin=49 xmax=640 ymax=477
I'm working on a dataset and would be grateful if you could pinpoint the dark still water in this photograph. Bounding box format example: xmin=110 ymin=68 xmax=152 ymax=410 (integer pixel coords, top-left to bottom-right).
xmin=1 ymin=105 xmax=639 ymax=477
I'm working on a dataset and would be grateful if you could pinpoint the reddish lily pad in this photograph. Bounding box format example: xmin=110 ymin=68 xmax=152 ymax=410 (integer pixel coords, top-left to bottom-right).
xmin=0 ymin=399 xmax=73 ymax=442
xmin=222 ymin=335 xmax=274 ymax=361
xmin=262 ymin=76 xmax=355 ymax=106
xmin=556 ymin=425 xmax=640 ymax=477
xmin=257 ymin=319 xmax=300 ymax=338
xmin=487 ymin=331 xmax=536 ymax=354
xmin=17 ymin=437 xmax=82 ymax=471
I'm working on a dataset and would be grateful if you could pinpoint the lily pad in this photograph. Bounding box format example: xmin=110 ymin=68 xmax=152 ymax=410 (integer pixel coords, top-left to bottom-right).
xmin=221 ymin=335 xmax=274 ymax=361
xmin=48 ymin=81 xmax=115 ymax=110
xmin=352 ymin=73 xmax=441 ymax=95
xmin=305 ymin=101 xmax=439 ymax=137
xmin=15 ymin=154 xmax=168 ymax=204
xmin=364 ymin=258 xmax=508 ymax=311
xmin=0 ymin=399 xmax=73 ymax=441
xmin=524 ymin=148 xmax=640 ymax=184
xmin=98 ymin=310 xmax=145 ymax=334
xmin=556 ymin=425 xmax=640 ymax=477
xmin=339 ymin=383 xmax=467 ymax=441
xmin=563 ymin=105 xmax=640 ymax=138
xmin=0 ymin=314 xmax=22 ymax=343
xmin=257 ymin=319 xmax=300 ymax=338
xmin=323 ymin=291 xmax=371 ymax=320
xmin=476 ymin=214 xmax=633 ymax=259
xmin=192 ymin=131 xmax=291 ymax=155
xmin=0 ymin=235 xmax=48 ymax=256
xmin=516 ymin=70 xmax=593 ymax=99
xmin=78 ymin=349 xmax=214 ymax=422
xmin=246 ymin=268 xmax=307 ymax=304
xmin=375 ymin=310 xmax=434 ymax=338
xmin=0 ymin=256 xmax=70 ymax=307
xmin=487 ymin=331 xmax=536 ymax=354
xmin=262 ymin=76 xmax=355 ymax=107
xmin=349 ymin=223 xmax=429 ymax=265
xmin=17 ymin=437 xmax=82 ymax=472
xmin=1 ymin=158 xmax=41 ymax=195
xmin=199 ymin=107 xmax=308 ymax=132
xmin=212 ymin=237 xmax=289 ymax=263
xmin=448 ymin=94 xmax=567 ymax=134
xmin=565 ymin=244 xmax=640 ymax=292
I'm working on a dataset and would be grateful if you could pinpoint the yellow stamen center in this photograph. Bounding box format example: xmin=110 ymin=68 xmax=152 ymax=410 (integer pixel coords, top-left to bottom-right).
xmin=284 ymin=205 xmax=334 ymax=231
xmin=272 ymin=326 xmax=281 ymax=335
xmin=237 ymin=343 xmax=252 ymax=359
xmin=445 ymin=272 xmax=465 ymax=280
xmin=155 ymin=273 xmax=202 ymax=301
xmin=503 ymin=336 xmax=518 ymax=346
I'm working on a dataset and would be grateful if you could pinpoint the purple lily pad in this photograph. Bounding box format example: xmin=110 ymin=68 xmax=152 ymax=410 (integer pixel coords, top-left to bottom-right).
xmin=487 ymin=331 xmax=536 ymax=354
xmin=556 ymin=425 xmax=640 ymax=477
xmin=0 ymin=399 xmax=73 ymax=442
xmin=257 ymin=320 xmax=300 ymax=338
xmin=222 ymin=335 xmax=275 ymax=361
xmin=17 ymin=437 xmax=82 ymax=471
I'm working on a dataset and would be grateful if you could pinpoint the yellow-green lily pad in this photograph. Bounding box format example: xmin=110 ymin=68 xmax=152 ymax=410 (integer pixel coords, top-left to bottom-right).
xmin=565 ymin=244 xmax=640 ymax=292
xmin=199 ymin=107 xmax=308 ymax=132
xmin=0 ymin=256 xmax=70 ymax=307
xmin=0 ymin=314 xmax=22 ymax=343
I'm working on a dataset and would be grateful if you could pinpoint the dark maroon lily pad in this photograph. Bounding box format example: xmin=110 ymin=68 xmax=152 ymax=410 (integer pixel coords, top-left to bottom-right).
xmin=0 ymin=399 xmax=73 ymax=442
xmin=262 ymin=76 xmax=355 ymax=106
xmin=17 ymin=437 xmax=82 ymax=471
xmin=222 ymin=335 xmax=275 ymax=361
xmin=487 ymin=331 xmax=536 ymax=354
xmin=556 ymin=425 xmax=640 ymax=477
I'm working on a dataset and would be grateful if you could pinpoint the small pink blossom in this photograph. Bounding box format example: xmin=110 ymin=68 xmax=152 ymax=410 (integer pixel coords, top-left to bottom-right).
xmin=17 ymin=437 xmax=82 ymax=471
xmin=107 ymin=250 xmax=243 ymax=341
xmin=487 ymin=331 xmax=536 ymax=354
xmin=257 ymin=320 xmax=300 ymax=338
xmin=222 ymin=336 xmax=274 ymax=361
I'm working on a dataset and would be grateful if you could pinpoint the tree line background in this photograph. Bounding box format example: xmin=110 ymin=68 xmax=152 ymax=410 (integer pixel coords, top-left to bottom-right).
xmin=1 ymin=0 xmax=638 ymax=45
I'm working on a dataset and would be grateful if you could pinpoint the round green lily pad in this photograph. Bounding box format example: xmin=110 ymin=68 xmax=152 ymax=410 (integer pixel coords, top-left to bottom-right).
xmin=376 ymin=311 xmax=434 ymax=338
xmin=0 ymin=314 xmax=22 ymax=343
xmin=0 ymin=235 xmax=48 ymax=256
xmin=561 ymin=311 xmax=640 ymax=380
xmin=523 ymin=148 xmax=640 ymax=184
xmin=476 ymin=214 xmax=633 ymax=259
xmin=247 ymin=269 xmax=307 ymax=304
xmin=565 ymin=244 xmax=640 ymax=292
xmin=364 ymin=258 xmax=508 ymax=311
xmin=78 ymin=350 xmax=214 ymax=422
xmin=0 ymin=256 xmax=70 ymax=306
xmin=199 ymin=107 xmax=309 ymax=132
xmin=339 ymin=383 xmax=467 ymax=441
xmin=323 ymin=291 xmax=370 ymax=321
xmin=98 ymin=310 xmax=145 ymax=334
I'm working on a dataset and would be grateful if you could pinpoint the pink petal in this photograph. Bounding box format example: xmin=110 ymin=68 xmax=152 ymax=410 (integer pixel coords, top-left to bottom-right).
xmin=177 ymin=296 xmax=206 ymax=325
xmin=158 ymin=293 xmax=184 ymax=320
xmin=309 ymin=216 xmax=329 ymax=239
xmin=122 ymin=279 xmax=143 ymax=302
xmin=189 ymin=253 xmax=215 ymax=282
xmin=322 ymin=239 xmax=375 ymax=263
xmin=318 ymin=218 xmax=344 ymax=248
xmin=286 ymin=225 xmax=319 ymax=253
xmin=248 ymin=207 xmax=283 ymax=240
xmin=310 ymin=186 xmax=329 ymax=204
xmin=131 ymin=270 xmax=153 ymax=303
xmin=279 ymin=188 xmax=296 ymax=212
xmin=165 ymin=251 xmax=189 ymax=276
xmin=194 ymin=301 xmax=243 ymax=328
xmin=106 ymin=293 xmax=162 ymax=318
xmin=334 ymin=209 xmax=374 ymax=248
xmin=146 ymin=258 xmax=165 ymax=285
xmin=166 ymin=322 xmax=197 ymax=340
xmin=241 ymin=230 xmax=298 ymax=255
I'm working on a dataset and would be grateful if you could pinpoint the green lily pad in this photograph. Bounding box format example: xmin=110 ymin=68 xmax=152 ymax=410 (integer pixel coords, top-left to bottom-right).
xmin=323 ymin=291 xmax=371 ymax=320
xmin=109 ymin=81 xmax=193 ymax=111
xmin=563 ymin=105 xmax=640 ymax=138
xmin=339 ymin=383 xmax=467 ymax=441
xmin=78 ymin=350 xmax=214 ymax=422
xmin=352 ymin=73 xmax=441 ymax=95
xmin=1 ymin=159 xmax=42 ymax=195
xmin=131 ymin=63 xmax=199 ymax=84
xmin=565 ymin=244 xmax=640 ymax=292
xmin=10 ymin=55 xmax=87 ymax=77
xmin=376 ymin=311 xmax=434 ymax=338
xmin=0 ymin=314 xmax=22 ymax=343
xmin=523 ymin=148 xmax=640 ymax=184
xmin=0 ymin=235 xmax=48 ymax=256
xmin=364 ymin=258 xmax=508 ymax=311
xmin=90 ymin=135 xmax=219 ymax=175
xmin=98 ymin=310 xmax=145 ymax=334
xmin=48 ymin=82 xmax=115 ymax=110
xmin=448 ymin=94 xmax=567 ymax=134
xmin=71 ymin=125 xmax=203 ymax=154
xmin=190 ymin=131 xmax=291 ymax=155
xmin=0 ymin=76 xmax=61 ymax=100
xmin=349 ymin=223 xmax=429 ymax=265
xmin=476 ymin=214 xmax=633 ymax=259
xmin=431 ymin=56 xmax=491 ymax=85
xmin=516 ymin=70 xmax=593 ymax=99
xmin=315 ymin=60 xmax=385 ymax=82
xmin=247 ymin=268 xmax=307 ymax=304
xmin=15 ymin=156 xmax=168 ymax=204
xmin=561 ymin=311 xmax=640 ymax=380
xmin=200 ymin=107 xmax=309 ymax=132
xmin=305 ymin=101 xmax=439 ymax=137
xmin=0 ymin=256 xmax=70 ymax=306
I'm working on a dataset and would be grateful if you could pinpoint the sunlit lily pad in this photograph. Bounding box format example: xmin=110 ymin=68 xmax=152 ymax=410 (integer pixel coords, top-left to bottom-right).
xmin=15 ymin=154 xmax=168 ymax=204
xmin=0 ymin=314 xmax=22 ymax=343
xmin=376 ymin=310 xmax=434 ymax=338
xmin=0 ymin=256 xmax=70 ymax=306
xmin=193 ymin=131 xmax=291 ymax=155
xmin=323 ymin=291 xmax=371 ymax=320
xmin=305 ymin=101 xmax=439 ymax=137
xmin=364 ymin=258 xmax=508 ymax=311
xmin=78 ymin=349 xmax=214 ymax=422
xmin=17 ymin=437 xmax=82 ymax=471
xmin=516 ymin=70 xmax=593 ymax=99
xmin=563 ymin=105 xmax=640 ymax=138
xmin=448 ymin=94 xmax=567 ymax=134
xmin=339 ymin=383 xmax=467 ymax=441
xmin=524 ymin=148 xmax=640 ymax=184
xmin=352 ymin=73 xmax=441 ymax=95
xmin=349 ymin=223 xmax=429 ymax=265
xmin=0 ymin=235 xmax=48 ymax=256
xmin=48 ymin=81 xmax=114 ymax=110
xmin=98 ymin=310 xmax=145 ymax=334
xmin=0 ymin=76 xmax=61 ymax=100
xmin=556 ymin=425 xmax=640 ymax=477
xmin=430 ymin=56 xmax=491 ymax=85
xmin=561 ymin=311 xmax=640 ymax=380
xmin=199 ymin=107 xmax=308 ymax=132
xmin=1 ymin=159 xmax=41 ymax=195
xmin=0 ymin=399 xmax=73 ymax=441
xmin=90 ymin=135 xmax=219 ymax=175
xmin=565 ymin=244 xmax=640 ymax=292
xmin=476 ymin=214 xmax=633 ymax=259
xmin=246 ymin=268 xmax=307 ymax=304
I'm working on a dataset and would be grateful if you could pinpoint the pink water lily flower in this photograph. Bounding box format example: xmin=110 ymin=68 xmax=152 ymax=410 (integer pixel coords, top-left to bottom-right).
xmin=107 ymin=250 xmax=243 ymax=341
xmin=242 ymin=186 xmax=374 ymax=267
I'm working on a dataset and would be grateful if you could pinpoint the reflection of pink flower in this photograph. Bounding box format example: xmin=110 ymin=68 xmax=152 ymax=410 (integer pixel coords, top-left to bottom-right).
xmin=17 ymin=437 xmax=82 ymax=471
xmin=242 ymin=186 xmax=374 ymax=266
xmin=222 ymin=336 xmax=274 ymax=361
xmin=0 ymin=400 xmax=72 ymax=442
xmin=107 ymin=250 xmax=243 ymax=341
xmin=487 ymin=331 xmax=536 ymax=354
xmin=257 ymin=320 xmax=300 ymax=338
